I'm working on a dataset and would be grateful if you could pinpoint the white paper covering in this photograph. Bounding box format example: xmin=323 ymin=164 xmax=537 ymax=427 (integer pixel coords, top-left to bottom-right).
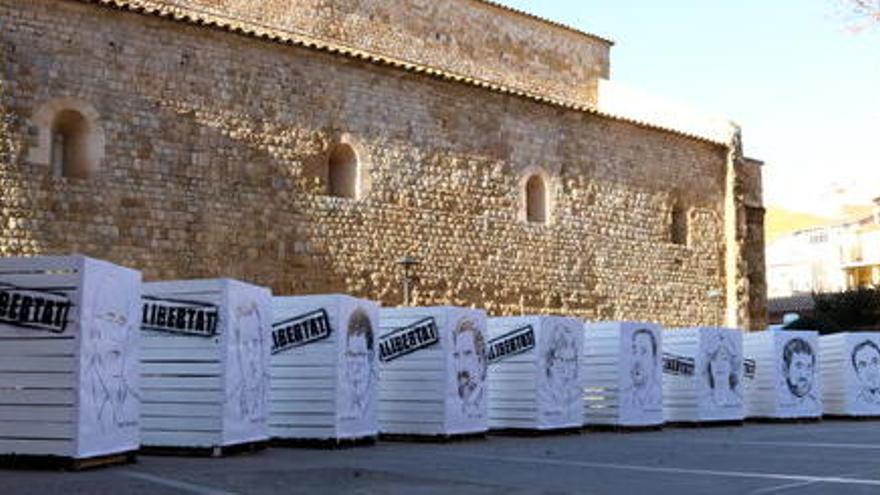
xmin=743 ymin=331 xmax=821 ymax=419
xmin=487 ymin=316 xmax=583 ymax=431
xmin=583 ymin=322 xmax=664 ymax=427
xmin=140 ymin=278 xmax=271 ymax=449
xmin=270 ymin=294 xmax=379 ymax=441
xmin=379 ymin=306 xmax=487 ymax=436
xmin=663 ymin=327 xmax=744 ymax=423
xmin=0 ymin=255 xmax=141 ymax=459
xmin=820 ymin=332 xmax=880 ymax=416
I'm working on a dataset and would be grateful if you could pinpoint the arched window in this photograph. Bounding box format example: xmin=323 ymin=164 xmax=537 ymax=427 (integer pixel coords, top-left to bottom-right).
xmin=27 ymin=98 xmax=104 ymax=178
xmin=51 ymin=109 xmax=91 ymax=179
xmin=671 ymin=202 xmax=688 ymax=245
xmin=525 ymin=174 xmax=547 ymax=224
xmin=327 ymin=143 xmax=358 ymax=199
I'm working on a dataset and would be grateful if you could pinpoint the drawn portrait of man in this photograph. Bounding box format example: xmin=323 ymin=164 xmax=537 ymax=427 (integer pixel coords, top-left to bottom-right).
xmin=452 ymin=317 xmax=487 ymax=418
xmin=781 ymin=337 xmax=818 ymax=408
xmin=622 ymin=328 xmax=662 ymax=412
xmin=341 ymin=307 xmax=375 ymax=421
xmin=703 ymin=333 xmax=742 ymax=408
xmin=539 ymin=324 xmax=579 ymax=415
xmin=82 ymin=273 xmax=139 ymax=434
xmin=230 ymin=300 xmax=267 ymax=422
xmin=852 ymin=339 xmax=880 ymax=406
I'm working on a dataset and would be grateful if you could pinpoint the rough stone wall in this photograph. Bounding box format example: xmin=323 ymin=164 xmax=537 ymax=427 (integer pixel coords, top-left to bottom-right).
xmin=0 ymin=35 xmax=13 ymax=171
xmin=94 ymin=0 xmax=611 ymax=106
xmin=742 ymin=159 xmax=767 ymax=330
xmin=1 ymin=0 xmax=753 ymax=327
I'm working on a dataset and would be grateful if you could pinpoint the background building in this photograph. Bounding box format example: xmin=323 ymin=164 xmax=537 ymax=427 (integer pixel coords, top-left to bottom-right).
xmin=767 ymin=200 xmax=880 ymax=299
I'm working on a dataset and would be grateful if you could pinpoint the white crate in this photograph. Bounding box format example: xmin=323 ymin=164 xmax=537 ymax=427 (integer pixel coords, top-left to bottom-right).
xmin=743 ymin=330 xmax=821 ymax=419
xmin=0 ymin=255 xmax=141 ymax=459
xmin=487 ymin=316 xmax=583 ymax=431
xmin=820 ymin=332 xmax=880 ymax=416
xmin=140 ymin=278 xmax=272 ymax=450
xmin=378 ymin=306 xmax=487 ymax=436
xmin=270 ymin=294 xmax=379 ymax=441
xmin=663 ymin=327 xmax=744 ymax=423
xmin=583 ymin=322 xmax=664 ymax=427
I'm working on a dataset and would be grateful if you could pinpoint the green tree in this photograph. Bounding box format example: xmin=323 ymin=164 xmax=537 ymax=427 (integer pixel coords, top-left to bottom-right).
xmin=785 ymin=286 xmax=880 ymax=334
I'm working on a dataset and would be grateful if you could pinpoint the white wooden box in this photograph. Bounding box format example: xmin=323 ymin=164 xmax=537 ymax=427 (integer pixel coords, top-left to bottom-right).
xmin=663 ymin=327 xmax=745 ymax=423
xmin=743 ymin=330 xmax=821 ymax=419
xmin=270 ymin=295 xmax=379 ymax=442
xmin=140 ymin=278 xmax=272 ymax=450
xmin=583 ymin=322 xmax=664 ymax=427
xmin=820 ymin=332 xmax=880 ymax=416
xmin=0 ymin=255 xmax=141 ymax=459
xmin=487 ymin=316 xmax=583 ymax=431
xmin=378 ymin=306 xmax=488 ymax=436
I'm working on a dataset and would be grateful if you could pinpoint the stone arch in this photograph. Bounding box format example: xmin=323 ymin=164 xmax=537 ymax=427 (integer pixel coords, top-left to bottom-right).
xmin=328 ymin=143 xmax=357 ymax=198
xmin=519 ymin=166 xmax=555 ymax=224
xmin=526 ymin=175 xmax=547 ymax=223
xmin=326 ymin=134 xmax=370 ymax=200
xmin=27 ymin=97 xmax=105 ymax=178
xmin=670 ymin=197 xmax=689 ymax=246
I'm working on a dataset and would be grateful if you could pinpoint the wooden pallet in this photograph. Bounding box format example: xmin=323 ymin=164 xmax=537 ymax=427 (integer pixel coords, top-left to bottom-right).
xmin=586 ymin=424 xmax=664 ymax=434
xmin=823 ymin=414 xmax=880 ymax=422
xmin=746 ymin=416 xmax=822 ymax=425
xmin=666 ymin=419 xmax=745 ymax=429
xmin=140 ymin=440 xmax=268 ymax=458
xmin=0 ymin=450 xmax=136 ymax=471
xmin=270 ymin=436 xmax=377 ymax=449
xmin=489 ymin=426 xmax=584 ymax=437
xmin=379 ymin=431 xmax=487 ymax=443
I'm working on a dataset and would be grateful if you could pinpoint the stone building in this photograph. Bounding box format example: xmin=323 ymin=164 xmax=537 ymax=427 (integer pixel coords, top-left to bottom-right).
xmin=0 ymin=0 xmax=767 ymax=329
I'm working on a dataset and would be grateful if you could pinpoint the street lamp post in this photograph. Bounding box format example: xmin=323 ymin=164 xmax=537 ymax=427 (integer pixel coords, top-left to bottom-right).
xmin=397 ymin=255 xmax=420 ymax=306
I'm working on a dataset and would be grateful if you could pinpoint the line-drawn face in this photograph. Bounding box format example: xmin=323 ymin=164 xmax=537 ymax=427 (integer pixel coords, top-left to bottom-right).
xmin=785 ymin=352 xmax=814 ymax=397
xmin=546 ymin=327 xmax=577 ymax=388
xmin=91 ymin=276 xmax=130 ymax=390
xmin=453 ymin=318 xmax=486 ymax=403
xmin=345 ymin=308 xmax=374 ymax=412
xmin=94 ymin=313 xmax=126 ymax=378
xmin=706 ymin=335 xmax=738 ymax=396
xmin=86 ymin=273 xmax=135 ymax=431
xmin=853 ymin=342 xmax=880 ymax=390
xmin=631 ymin=330 xmax=656 ymax=388
xmin=710 ymin=346 xmax=731 ymax=388
xmin=347 ymin=333 xmax=369 ymax=392
xmin=782 ymin=338 xmax=815 ymax=399
xmin=236 ymin=302 xmax=263 ymax=390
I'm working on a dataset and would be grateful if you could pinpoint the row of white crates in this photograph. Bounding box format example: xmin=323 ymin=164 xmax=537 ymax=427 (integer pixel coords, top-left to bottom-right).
xmin=1 ymin=256 xmax=879 ymax=463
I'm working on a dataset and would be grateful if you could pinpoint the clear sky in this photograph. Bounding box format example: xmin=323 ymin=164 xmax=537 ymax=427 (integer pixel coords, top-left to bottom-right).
xmin=497 ymin=0 xmax=879 ymax=214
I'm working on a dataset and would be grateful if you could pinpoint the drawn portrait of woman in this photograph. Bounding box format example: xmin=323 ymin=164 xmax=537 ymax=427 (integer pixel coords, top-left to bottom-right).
xmin=539 ymin=324 xmax=579 ymax=416
xmin=703 ymin=333 xmax=742 ymax=408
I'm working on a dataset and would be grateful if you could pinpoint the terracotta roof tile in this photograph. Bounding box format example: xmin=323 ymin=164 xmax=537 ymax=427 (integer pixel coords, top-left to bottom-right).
xmin=77 ymin=0 xmax=728 ymax=146
xmin=472 ymin=0 xmax=614 ymax=45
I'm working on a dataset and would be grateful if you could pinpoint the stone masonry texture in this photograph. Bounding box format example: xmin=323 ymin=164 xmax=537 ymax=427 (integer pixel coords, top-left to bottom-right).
xmin=91 ymin=0 xmax=612 ymax=106
xmin=0 ymin=0 xmax=767 ymax=328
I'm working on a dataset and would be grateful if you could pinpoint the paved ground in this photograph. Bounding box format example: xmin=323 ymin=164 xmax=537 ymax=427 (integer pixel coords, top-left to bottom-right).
xmin=5 ymin=421 xmax=880 ymax=494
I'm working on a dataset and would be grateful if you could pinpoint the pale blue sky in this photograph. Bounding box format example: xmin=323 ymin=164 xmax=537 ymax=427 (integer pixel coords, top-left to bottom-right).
xmin=497 ymin=0 xmax=879 ymax=214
